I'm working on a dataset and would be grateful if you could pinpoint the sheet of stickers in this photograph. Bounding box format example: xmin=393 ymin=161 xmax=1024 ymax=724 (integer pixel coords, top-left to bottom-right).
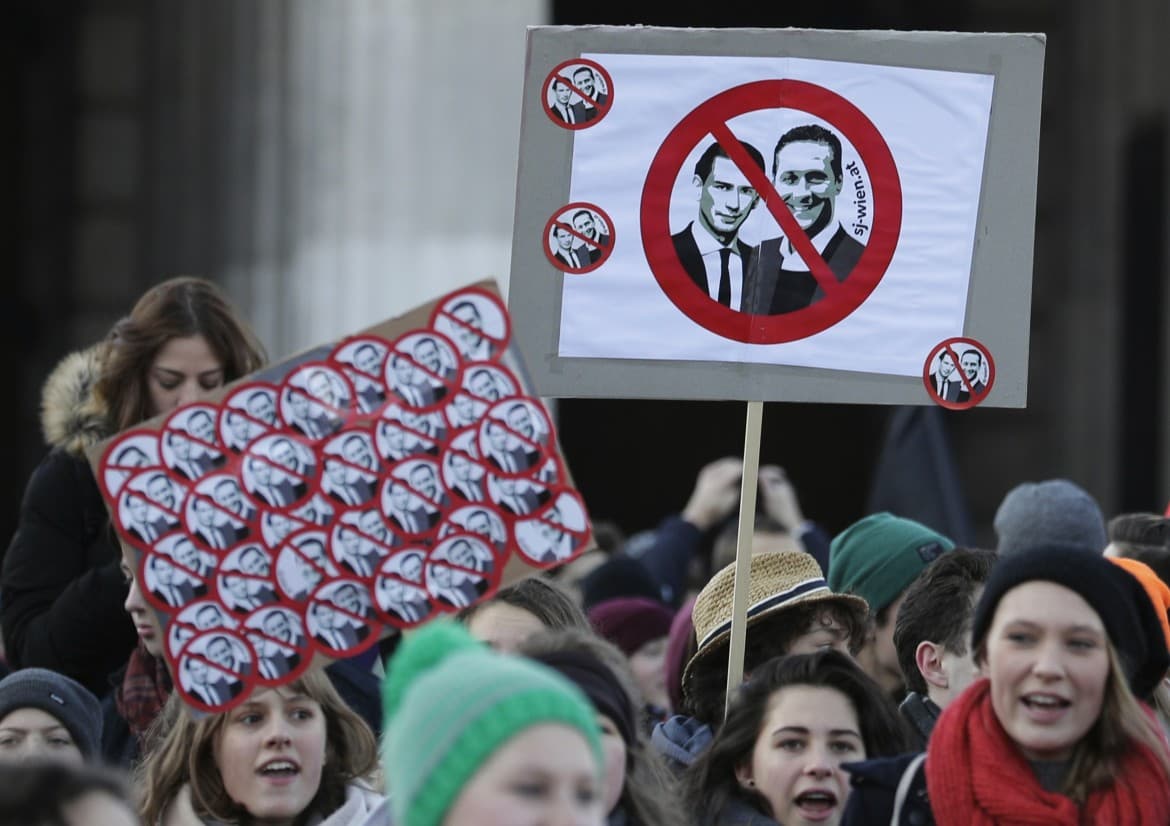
xmin=91 ymin=281 xmax=592 ymax=713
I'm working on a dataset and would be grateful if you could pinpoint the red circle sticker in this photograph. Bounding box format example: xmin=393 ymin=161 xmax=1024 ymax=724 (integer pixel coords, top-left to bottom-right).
xmin=923 ymin=337 xmax=995 ymax=410
xmin=642 ymin=80 xmax=902 ymax=343
xmin=175 ymin=630 xmax=256 ymax=713
xmin=543 ymin=202 xmax=615 ymax=274
xmin=427 ymin=286 xmax=512 ymax=364
xmin=542 ymin=58 xmax=614 ymax=130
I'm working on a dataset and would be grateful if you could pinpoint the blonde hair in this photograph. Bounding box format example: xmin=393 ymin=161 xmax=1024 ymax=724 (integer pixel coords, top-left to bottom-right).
xmin=137 ymin=669 xmax=378 ymax=824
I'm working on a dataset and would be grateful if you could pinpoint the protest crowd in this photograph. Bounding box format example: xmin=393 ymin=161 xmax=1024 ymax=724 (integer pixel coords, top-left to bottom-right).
xmin=3 ymin=277 xmax=1170 ymax=826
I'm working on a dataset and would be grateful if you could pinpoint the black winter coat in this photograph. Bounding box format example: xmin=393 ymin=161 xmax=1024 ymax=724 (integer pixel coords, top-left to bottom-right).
xmin=1 ymin=347 xmax=136 ymax=698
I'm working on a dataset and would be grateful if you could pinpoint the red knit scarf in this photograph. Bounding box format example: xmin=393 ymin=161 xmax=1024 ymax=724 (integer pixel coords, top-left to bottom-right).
xmin=926 ymin=678 xmax=1170 ymax=825
xmin=114 ymin=644 xmax=172 ymax=747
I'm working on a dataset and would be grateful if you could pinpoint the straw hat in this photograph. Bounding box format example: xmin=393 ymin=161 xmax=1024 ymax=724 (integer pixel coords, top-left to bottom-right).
xmin=682 ymin=551 xmax=868 ymax=698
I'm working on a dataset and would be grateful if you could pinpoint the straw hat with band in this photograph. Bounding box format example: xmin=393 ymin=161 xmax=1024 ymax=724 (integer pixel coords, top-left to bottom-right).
xmin=682 ymin=551 xmax=869 ymax=702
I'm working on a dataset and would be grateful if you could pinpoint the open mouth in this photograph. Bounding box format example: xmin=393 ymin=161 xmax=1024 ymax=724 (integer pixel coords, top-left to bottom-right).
xmin=794 ymin=789 xmax=839 ymax=819
xmin=258 ymin=759 xmax=300 ymax=779
xmin=1021 ymin=693 xmax=1071 ymax=720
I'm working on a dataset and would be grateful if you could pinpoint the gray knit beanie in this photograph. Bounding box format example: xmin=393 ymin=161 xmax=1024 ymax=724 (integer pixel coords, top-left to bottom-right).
xmin=0 ymin=668 xmax=103 ymax=757
xmin=993 ymin=478 xmax=1107 ymax=557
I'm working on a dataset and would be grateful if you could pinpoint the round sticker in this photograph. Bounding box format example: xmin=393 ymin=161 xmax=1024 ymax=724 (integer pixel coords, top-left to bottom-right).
xmin=278 ymin=362 xmax=357 ymax=442
xmin=424 ymin=533 xmax=502 ymax=613
xmin=239 ymin=433 xmax=318 ymax=514
xmin=476 ymin=396 xmax=555 ymax=479
xmin=181 ymin=474 xmax=257 ymax=554
xmin=218 ymin=382 xmax=281 ymax=454
xmin=167 ymin=600 xmax=239 ymax=661
xmin=427 ymin=286 xmax=511 ymax=363
xmin=319 ymin=425 xmax=382 ymax=511
xmin=242 ymin=605 xmax=312 ymax=686
xmin=273 ymin=528 xmax=339 ymax=604
xmin=215 ymin=544 xmax=280 ymax=615
xmin=543 ymin=203 xmax=616 ymax=274
xmin=306 ymin=578 xmax=379 ymax=658
xmin=542 ymin=58 xmax=614 ymax=129
xmin=923 ymin=337 xmax=996 ymax=410
xmin=175 ymin=630 xmax=256 ymax=713
xmin=373 ymin=548 xmax=436 ymax=630
xmin=512 ymin=488 xmax=592 ymax=568
xmin=139 ymin=535 xmax=214 ymax=613
xmin=115 ymin=469 xmax=186 ymax=552
xmin=98 ymin=429 xmax=162 ymax=500
xmin=328 ymin=336 xmax=392 ymax=416
xmin=383 ymin=330 xmax=465 ymax=413
xmin=160 ymin=404 xmax=228 ymax=482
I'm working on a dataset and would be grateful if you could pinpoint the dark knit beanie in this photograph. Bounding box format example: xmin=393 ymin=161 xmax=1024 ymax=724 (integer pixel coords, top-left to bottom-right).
xmin=587 ymin=596 xmax=675 ymax=657
xmin=528 ymin=648 xmax=638 ymax=752
xmin=993 ymin=478 xmax=1107 ymax=557
xmin=579 ymin=555 xmax=662 ymax=609
xmin=829 ymin=513 xmax=954 ymax=614
xmin=971 ymin=545 xmax=1170 ymax=699
xmin=0 ymin=668 xmax=103 ymax=758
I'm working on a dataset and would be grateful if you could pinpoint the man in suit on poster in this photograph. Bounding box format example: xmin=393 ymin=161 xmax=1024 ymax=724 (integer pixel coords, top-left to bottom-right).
xmin=671 ymin=139 xmax=766 ymax=312
xmin=750 ymin=124 xmax=866 ymax=314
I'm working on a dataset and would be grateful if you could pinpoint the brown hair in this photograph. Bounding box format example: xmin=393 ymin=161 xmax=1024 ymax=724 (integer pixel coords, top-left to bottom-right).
xmin=137 ymin=669 xmax=379 ymax=825
xmin=97 ymin=276 xmax=266 ymax=431
xmin=457 ymin=574 xmax=592 ymax=632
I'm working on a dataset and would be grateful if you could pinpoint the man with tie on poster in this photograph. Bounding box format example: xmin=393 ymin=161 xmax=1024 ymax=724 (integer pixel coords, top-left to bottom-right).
xmin=671 ymin=139 xmax=766 ymax=311
xmin=549 ymin=77 xmax=588 ymax=125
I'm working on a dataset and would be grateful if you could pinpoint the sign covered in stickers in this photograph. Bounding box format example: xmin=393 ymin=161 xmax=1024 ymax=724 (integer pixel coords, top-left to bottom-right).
xmin=92 ymin=281 xmax=592 ymax=713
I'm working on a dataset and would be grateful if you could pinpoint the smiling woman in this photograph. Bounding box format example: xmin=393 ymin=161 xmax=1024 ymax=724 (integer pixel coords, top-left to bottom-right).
xmin=2 ymin=277 xmax=266 ymax=698
xmin=136 ymin=668 xmax=383 ymax=826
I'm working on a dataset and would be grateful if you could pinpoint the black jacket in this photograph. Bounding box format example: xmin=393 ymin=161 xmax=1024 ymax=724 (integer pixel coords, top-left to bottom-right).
xmin=1 ymin=347 xmax=137 ymax=698
xmin=840 ymin=752 xmax=933 ymax=826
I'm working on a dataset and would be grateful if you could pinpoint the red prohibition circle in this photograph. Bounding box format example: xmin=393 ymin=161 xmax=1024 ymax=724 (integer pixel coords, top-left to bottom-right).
xmin=427 ymin=285 xmax=513 ymax=363
xmin=542 ymin=202 xmax=616 ymax=275
xmin=542 ymin=58 xmax=615 ymax=130
xmin=642 ymin=79 xmax=902 ymax=344
xmin=922 ymin=337 xmax=996 ymax=410
xmin=175 ymin=630 xmax=257 ymax=713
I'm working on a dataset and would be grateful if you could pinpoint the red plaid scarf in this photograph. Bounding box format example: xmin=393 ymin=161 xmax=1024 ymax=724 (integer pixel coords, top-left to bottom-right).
xmin=114 ymin=643 xmax=172 ymax=746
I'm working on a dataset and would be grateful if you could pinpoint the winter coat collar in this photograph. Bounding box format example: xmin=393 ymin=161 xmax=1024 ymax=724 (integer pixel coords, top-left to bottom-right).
xmin=40 ymin=344 xmax=113 ymax=456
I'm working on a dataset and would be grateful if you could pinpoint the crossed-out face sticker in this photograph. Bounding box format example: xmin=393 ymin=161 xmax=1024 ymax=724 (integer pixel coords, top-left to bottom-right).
xmin=542 ymin=60 xmax=613 ymax=130
xmin=183 ymin=474 xmax=254 ymax=554
xmin=100 ymin=430 xmax=161 ymax=499
xmin=379 ymin=458 xmax=446 ymax=540
xmin=513 ymin=489 xmax=592 ymax=568
xmin=216 ymin=544 xmax=279 ymax=615
xmin=320 ymin=427 xmax=381 ymax=510
xmin=306 ymin=578 xmax=377 ymax=657
xmin=140 ymin=537 xmax=211 ymax=612
xmin=477 ymin=397 xmax=554 ymax=478
xmin=159 ymin=404 xmax=227 ymax=483
xmin=428 ymin=287 xmax=511 ymax=363
xmin=922 ymin=337 xmax=996 ymax=410
xmin=373 ymin=548 xmax=434 ymax=629
xmin=329 ymin=513 xmax=390 ymax=581
xmin=329 ymin=336 xmax=391 ymax=415
xmin=486 ymin=473 xmax=553 ymax=519
xmin=243 ymin=605 xmax=311 ymax=685
xmin=168 ymin=600 xmax=238 ymax=660
xmin=240 ymin=433 xmax=317 ymax=512
xmin=375 ymin=404 xmax=447 ymax=464
xmin=274 ymin=529 xmax=338 ymax=604
xmin=177 ymin=630 xmax=255 ymax=712
xmin=461 ymin=362 xmax=520 ymax=406
xmin=258 ymin=509 xmax=307 ymax=550
xmin=218 ymin=383 xmax=280 ymax=454
xmin=440 ymin=439 xmax=489 ymax=505
xmin=117 ymin=470 xmax=185 ymax=550
xmin=278 ymin=362 xmax=356 ymax=442
xmin=383 ymin=331 xmax=464 ymax=412
xmin=439 ymin=505 xmax=509 ymax=555
xmin=425 ymin=534 xmax=500 ymax=612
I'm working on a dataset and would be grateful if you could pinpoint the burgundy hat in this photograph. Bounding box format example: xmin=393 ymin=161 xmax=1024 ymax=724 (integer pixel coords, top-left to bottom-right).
xmin=664 ymin=595 xmax=697 ymax=714
xmin=588 ymin=596 xmax=675 ymax=657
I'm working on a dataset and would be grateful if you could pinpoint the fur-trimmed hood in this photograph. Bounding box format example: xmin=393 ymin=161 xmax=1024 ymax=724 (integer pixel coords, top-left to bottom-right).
xmin=40 ymin=344 xmax=114 ymax=456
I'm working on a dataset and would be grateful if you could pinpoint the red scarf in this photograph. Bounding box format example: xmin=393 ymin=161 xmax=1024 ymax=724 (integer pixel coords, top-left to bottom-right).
xmin=114 ymin=643 xmax=172 ymax=747
xmin=926 ymin=678 xmax=1170 ymax=825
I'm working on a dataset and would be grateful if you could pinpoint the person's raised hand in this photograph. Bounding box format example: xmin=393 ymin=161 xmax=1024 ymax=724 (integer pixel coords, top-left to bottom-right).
xmin=681 ymin=457 xmax=743 ymax=531
xmin=758 ymin=465 xmax=804 ymax=533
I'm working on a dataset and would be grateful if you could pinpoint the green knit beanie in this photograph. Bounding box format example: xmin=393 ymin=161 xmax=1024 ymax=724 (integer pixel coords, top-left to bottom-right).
xmin=382 ymin=620 xmax=603 ymax=826
xmin=828 ymin=512 xmax=955 ymax=614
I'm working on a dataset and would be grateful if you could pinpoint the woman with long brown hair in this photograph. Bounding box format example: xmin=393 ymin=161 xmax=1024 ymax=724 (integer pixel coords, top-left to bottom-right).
xmin=2 ymin=277 xmax=265 ymax=696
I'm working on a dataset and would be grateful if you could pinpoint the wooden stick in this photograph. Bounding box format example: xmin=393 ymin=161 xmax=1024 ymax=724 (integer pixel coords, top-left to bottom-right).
xmin=723 ymin=400 xmax=764 ymax=718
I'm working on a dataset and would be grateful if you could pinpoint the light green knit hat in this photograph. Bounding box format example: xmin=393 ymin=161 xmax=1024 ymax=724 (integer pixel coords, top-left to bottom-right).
xmin=382 ymin=620 xmax=603 ymax=826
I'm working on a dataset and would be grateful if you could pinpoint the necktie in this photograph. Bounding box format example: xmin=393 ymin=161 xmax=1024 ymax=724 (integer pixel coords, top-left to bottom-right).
xmin=942 ymin=380 xmax=950 ymax=397
xmin=717 ymin=248 xmax=732 ymax=307
xmin=566 ymin=106 xmax=574 ymax=124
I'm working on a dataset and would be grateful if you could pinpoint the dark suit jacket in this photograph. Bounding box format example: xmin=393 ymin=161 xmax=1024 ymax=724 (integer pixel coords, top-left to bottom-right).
xmin=127 ymin=516 xmax=175 ymax=545
xmin=254 ymin=478 xmax=307 ymax=508
xmin=487 ymin=446 xmax=539 ymax=473
xmin=195 ymin=524 xmax=237 ymax=551
xmin=956 ymin=380 xmax=987 ymax=403
xmin=314 ymin=622 xmax=370 ymax=650
xmin=750 ymin=225 xmax=865 ymax=314
xmin=550 ymin=101 xmax=589 ymax=124
xmin=258 ymin=648 xmax=301 ymax=680
xmin=451 ymin=478 xmax=487 ymax=502
xmin=671 ymin=223 xmax=757 ymax=309
xmin=931 ymin=373 xmax=962 ymax=402
xmin=386 ymin=597 xmax=431 ymax=624
xmin=553 ymin=249 xmax=588 ymax=270
xmin=326 ymin=476 xmax=376 ymax=507
xmin=499 ymin=488 xmax=552 ymax=516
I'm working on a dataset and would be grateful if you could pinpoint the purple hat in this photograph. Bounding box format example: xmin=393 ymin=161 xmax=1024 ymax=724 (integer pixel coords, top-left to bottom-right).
xmin=588 ymin=596 xmax=675 ymax=657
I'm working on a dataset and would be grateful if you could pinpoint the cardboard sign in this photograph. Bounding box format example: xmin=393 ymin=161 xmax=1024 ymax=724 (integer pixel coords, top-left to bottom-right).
xmin=91 ymin=281 xmax=594 ymax=713
xmin=509 ymin=27 xmax=1045 ymax=406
